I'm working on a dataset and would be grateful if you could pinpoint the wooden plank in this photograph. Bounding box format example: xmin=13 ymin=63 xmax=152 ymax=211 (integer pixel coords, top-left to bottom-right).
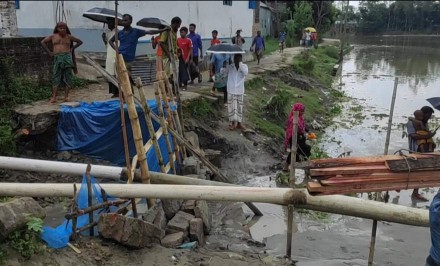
xmin=386 ymin=156 xmax=440 ymax=172
xmin=309 ymin=180 xmax=440 ymax=195
xmin=310 ymin=165 xmax=390 ymax=177
xmin=297 ymin=153 xmax=439 ymax=169
xmin=320 ymin=175 xmax=440 ymax=185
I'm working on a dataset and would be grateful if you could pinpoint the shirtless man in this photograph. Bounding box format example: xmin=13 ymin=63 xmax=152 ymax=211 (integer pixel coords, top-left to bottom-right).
xmin=41 ymin=22 xmax=83 ymax=103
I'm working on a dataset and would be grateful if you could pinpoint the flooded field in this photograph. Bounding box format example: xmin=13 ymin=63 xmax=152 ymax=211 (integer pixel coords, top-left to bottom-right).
xmin=246 ymin=36 xmax=440 ymax=265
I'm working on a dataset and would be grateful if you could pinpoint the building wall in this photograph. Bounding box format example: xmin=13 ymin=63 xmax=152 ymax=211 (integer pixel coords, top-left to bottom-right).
xmin=0 ymin=37 xmax=52 ymax=80
xmin=259 ymin=7 xmax=272 ymax=37
xmin=15 ymin=0 xmax=254 ymax=53
xmin=0 ymin=0 xmax=18 ymax=37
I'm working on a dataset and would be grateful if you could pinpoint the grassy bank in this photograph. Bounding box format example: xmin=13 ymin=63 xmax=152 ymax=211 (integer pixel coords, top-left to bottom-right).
xmin=245 ymin=45 xmax=344 ymax=141
xmin=0 ymin=59 xmax=90 ymax=155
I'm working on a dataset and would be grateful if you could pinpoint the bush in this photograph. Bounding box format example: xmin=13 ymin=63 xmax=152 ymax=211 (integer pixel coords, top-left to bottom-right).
xmin=323 ymin=46 xmax=339 ymax=60
xmin=9 ymin=217 xmax=44 ymax=259
xmin=185 ymin=98 xmax=215 ymax=118
xmin=265 ymin=89 xmax=291 ymax=119
xmin=293 ymin=52 xmax=315 ymax=75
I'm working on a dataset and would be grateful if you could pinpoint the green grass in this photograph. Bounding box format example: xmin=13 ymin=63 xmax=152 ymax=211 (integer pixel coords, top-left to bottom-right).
xmin=264 ymin=37 xmax=281 ymax=55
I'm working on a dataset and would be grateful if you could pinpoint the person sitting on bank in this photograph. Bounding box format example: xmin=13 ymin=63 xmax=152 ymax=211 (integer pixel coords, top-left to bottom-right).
xmin=41 ymin=22 xmax=83 ymax=103
xmin=407 ymin=106 xmax=436 ymax=201
xmin=412 ymin=109 xmax=435 ymax=152
xmin=283 ymin=103 xmax=312 ymax=171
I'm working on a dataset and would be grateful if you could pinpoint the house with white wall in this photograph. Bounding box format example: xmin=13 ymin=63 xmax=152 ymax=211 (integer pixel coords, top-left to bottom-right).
xmin=13 ymin=0 xmax=259 ymax=54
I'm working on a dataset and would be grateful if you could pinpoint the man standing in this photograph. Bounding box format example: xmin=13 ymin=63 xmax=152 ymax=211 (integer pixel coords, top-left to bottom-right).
xmin=210 ymin=30 xmax=221 ymax=46
xmin=102 ymin=18 xmax=118 ymax=98
xmin=177 ymin=27 xmax=192 ymax=91
xmin=231 ymin=29 xmax=245 ymax=48
xmin=110 ymin=14 xmax=149 ymax=94
xmin=41 ymin=22 xmax=83 ymax=103
xmin=251 ymin=31 xmax=265 ymax=65
xmin=188 ymin=23 xmax=203 ymax=83
xmin=225 ymin=54 xmax=248 ymax=130
xmin=426 ymin=190 xmax=440 ymax=266
xmin=279 ymin=31 xmax=286 ymax=53
xmin=159 ymin=17 xmax=182 ymax=93
xmin=407 ymin=106 xmax=436 ymax=201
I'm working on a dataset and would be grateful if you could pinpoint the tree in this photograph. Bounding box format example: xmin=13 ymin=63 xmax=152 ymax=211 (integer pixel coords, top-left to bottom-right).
xmin=358 ymin=1 xmax=389 ymax=33
xmin=292 ymin=1 xmax=313 ymax=38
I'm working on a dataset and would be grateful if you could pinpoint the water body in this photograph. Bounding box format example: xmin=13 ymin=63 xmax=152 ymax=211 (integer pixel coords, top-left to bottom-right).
xmin=246 ymin=36 xmax=440 ymax=265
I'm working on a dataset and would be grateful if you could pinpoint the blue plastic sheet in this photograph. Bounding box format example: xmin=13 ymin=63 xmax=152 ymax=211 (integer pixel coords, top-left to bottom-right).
xmin=41 ymin=174 xmax=119 ymax=248
xmin=56 ymin=99 xmax=176 ymax=171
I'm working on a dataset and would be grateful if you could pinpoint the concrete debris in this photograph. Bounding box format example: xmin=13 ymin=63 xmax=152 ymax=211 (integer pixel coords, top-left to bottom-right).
xmin=181 ymin=200 xmax=196 ymax=215
xmin=0 ymin=197 xmax=45 ymax=240
xmin=167 ymin=211 xmax=195 ymax=233
xmin=98 ymin=213 xmax=164 ymax=248
xmin=189 ymin=218 xmax=205 ymax=245
xmin=161 ymin=232 xmax=184 ymax=248
xmin=194 ymin=200 xmax=211 ymax=234
xmin=181 ymin=157 xmax=201 ymax=175
xmin=161 ymin=199 xmax=183 ymax=220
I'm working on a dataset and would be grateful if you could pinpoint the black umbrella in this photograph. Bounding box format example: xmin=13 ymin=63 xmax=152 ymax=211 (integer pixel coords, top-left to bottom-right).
xmin=82 ymin=7 xmax=123 ymax=24
xmin=427 ymin=97 xmax=440 ymax=111
xmin=136 ymin=17 xmax=170 ymax=29
xmin=206 ymin=44 xmax=245 ymax=55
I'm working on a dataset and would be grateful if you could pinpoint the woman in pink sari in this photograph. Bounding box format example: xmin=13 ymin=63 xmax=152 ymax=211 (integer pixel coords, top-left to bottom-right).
xmin=283 ymin=103 xmax=312 ymax=171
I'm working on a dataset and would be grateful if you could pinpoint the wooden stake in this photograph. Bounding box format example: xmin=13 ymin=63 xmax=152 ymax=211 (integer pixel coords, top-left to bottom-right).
xmin=154 ymin=82 xmax=176 ymax=175
xmin=368 ymin=77 xmax=398 ymax=266
xmin=159 ymin=79 xmax=186 ymax=159
xmin=70 ymin=183 xmax=78 ymax=241
xmin=157 ymin=81 xmax=181 ymax=164
xmin=116 ymin=54 xmax=154 ymax=208
xmin=289 ymin=111 xmax=299 ymax=186
xmin=286 ymin=205 xmax=294 ymax=259
xmin=85 ymin=164 xmax=94 ymax=236
xmin=136 ymin=77 xmax=166 ymax=173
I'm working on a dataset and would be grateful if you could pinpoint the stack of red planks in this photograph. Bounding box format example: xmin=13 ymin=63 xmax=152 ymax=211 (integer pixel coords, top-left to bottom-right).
xmin=301 ymin=152 xmax=440 ymax=195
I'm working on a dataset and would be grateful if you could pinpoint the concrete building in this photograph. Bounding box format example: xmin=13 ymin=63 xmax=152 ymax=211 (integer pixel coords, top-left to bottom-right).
xmin=0 ymin=0 xmax=18 ymax=37
xmin=13 ymin=0 xmax=257 ymax=54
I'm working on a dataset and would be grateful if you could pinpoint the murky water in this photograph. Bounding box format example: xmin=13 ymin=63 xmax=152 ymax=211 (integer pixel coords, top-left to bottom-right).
xmin=246 ymin=36 xmax=440 ymax=264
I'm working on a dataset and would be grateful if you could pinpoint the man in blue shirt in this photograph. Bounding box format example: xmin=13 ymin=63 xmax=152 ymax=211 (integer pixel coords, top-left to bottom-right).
xmin=110 ymin=14 xmax=148 ymax=95
xmin=427 ymin=190 xmax=440 ymax=266
xmin=279 ymin=31 xmax=286 ymax=53
xmin=188 ymin=23 xmax=203 ymax=83
xmin=251 ymin=31 xmax=265 ymax=65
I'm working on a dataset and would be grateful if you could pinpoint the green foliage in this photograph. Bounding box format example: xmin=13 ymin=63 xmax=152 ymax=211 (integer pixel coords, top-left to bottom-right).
xmin=309 ymin=143 xmax=330 ymax=160
xmin=323 ymin=46 xmax=339 ymax=60
xmin=185 ymin=98 xmax=215 ymax=118
xmin=265 ymin=89 xmax=292 ymax=120
xmin=330 ymin=105 xmax=342 ymax=115
xmin=292 ymin=52 xmax=315 ymax=76
xmin=263 ymin=37 xmax=281 ymax=54
xmin=292 ymin=2 xmax=314 ymax=38
xmin=0 ymin=247 xmax=7 ymax=266
xmin=9 ymin=217 xmax=44 ymax=259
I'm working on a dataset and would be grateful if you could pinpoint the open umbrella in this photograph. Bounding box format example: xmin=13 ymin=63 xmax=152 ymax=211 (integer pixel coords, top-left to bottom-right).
xmin=206 ymin=44 xmax=245 ymax=55
xmin=427 ymin=97 xmax=440 ymax=111
xmin=136 ymin=17 xmax=170 ymax=29
xmin=305 ymin=27 xmax=317 ymax=33
xmin=82 ymin=7 xmax=123 ymax=24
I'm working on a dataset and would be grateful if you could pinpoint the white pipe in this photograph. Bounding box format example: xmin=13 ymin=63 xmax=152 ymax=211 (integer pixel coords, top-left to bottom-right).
xmin=0 ymin=182 xmax=429 ymax=227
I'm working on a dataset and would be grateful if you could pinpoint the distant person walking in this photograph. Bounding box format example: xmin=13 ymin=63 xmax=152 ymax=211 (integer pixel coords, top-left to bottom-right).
xmin=232 ymin=29 xmax=245 ymax=48
xmin=251 ymin=31 xmax=265 ymax=64
xmin=188 ymin=23 xmax=203 ymax=83
xmin=426 ymin=190 xmax=440 ymax=266
xmin=225 ymin=54 xmax=248 ymax=130
xmin=305 ymin=30 xmax=311 ymax=48
xmin=177 ymin=26 xmax=192 ymax=91
xmin=102 ymin=18 xmax=119 ymax=98
xmin=41 ymin=22 xmax=83 ymax=103
xmin=208 ymin=30 xmax=222 ymax=82
xmin=279 ymin=31 xmax=286 ymax=53
xmin=110 ymin=14 xmax=149 ymax=95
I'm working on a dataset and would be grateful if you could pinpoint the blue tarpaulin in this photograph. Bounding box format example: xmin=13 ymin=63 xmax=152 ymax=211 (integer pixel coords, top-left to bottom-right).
xmin=41 ymin=174 xmax=120 ymax=248
xmin=56 ymin=99 xmax=175 ymax=171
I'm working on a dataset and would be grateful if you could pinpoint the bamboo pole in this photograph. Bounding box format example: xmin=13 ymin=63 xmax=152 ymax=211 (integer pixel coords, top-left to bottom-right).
xmin=136 ymin=77 xmax=166 ymax=173
xmin=159 ymin=79 xmax=186 ymax=159
xmin=368 ymin=76 xmax=399 ymax=266
xmin=157 ymin=81 xmax=181 ymax=164
xmin=70 ymin=184 xmax=78 ymax=241
xmin=0 ymin=182 xmax=429 ymax=227
xmin=289 ymin=111 xmax=299 ymax=186
xmin=113 ymin=1 xmax=133 ymax=184
xmin=116 ymin=53 xmax=154 ymax=208
xmin=85 ymin=164 xmax=94 ymax=236
xmin=153 ymin=82 xmax=177 ymax=174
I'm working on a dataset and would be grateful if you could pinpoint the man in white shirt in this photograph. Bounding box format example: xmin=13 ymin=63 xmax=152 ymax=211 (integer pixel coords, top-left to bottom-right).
xmin=225 ymin=54 xmax=248 ymax=130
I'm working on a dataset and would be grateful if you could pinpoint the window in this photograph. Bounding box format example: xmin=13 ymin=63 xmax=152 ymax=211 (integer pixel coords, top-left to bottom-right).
xmin=223 ymin=0 xmax=232 ymax=6
xmin=15 ymin=0 xmax=20 ymax=9
xmin=248 ymin=0 xmax=257 ymax=9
